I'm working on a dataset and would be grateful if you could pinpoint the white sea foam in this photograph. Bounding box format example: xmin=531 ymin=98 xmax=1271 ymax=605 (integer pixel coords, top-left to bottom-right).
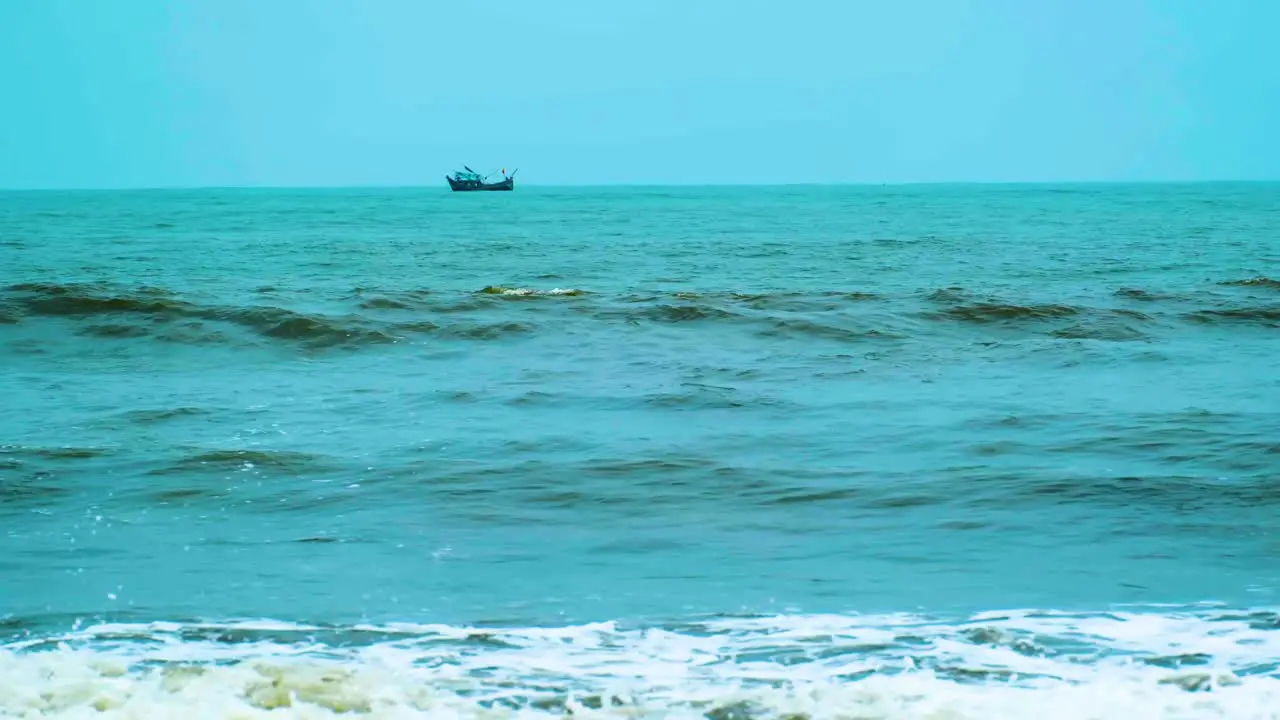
xmin=2 ymin=608 xmax=1279 ymax=718
xmin=480 ymin=286 xmax=585 ymax=297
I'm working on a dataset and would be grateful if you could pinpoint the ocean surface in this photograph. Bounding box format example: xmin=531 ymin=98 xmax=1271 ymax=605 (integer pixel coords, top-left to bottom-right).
xmin=2 ymin=183 xmax=1279 ymax=718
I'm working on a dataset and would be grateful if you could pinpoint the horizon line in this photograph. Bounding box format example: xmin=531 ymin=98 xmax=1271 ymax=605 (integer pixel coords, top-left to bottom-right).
xmin=2 ymin=178 xmax=1277 ymax=192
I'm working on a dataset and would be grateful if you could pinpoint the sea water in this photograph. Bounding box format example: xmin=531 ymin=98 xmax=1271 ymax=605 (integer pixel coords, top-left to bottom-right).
xmin=2 ymin=183 xmax=1279 ymax=717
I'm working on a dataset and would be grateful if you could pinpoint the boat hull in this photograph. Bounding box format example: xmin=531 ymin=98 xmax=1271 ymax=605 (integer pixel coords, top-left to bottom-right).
xmin=447 ymin=176 xmax=514 ymax=192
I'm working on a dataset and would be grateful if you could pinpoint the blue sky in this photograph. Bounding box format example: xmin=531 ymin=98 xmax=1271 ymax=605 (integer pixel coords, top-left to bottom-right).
xmin=1 ymin=0 xmax=1275 ymax=188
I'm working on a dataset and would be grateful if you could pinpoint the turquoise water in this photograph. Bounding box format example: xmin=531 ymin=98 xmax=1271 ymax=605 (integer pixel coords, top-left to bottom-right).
xmin=2 ymin=183 xmax=1279 ymax=717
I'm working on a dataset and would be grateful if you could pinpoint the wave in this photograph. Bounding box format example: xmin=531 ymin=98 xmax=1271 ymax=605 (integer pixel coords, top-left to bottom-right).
xmin=479 ymin=285 xmax=587 ymax=297
xmin=0 ymin=446 xmax=107 ymax=509
xmin=147 ymin=449 xmax=333 ymax=476
xmin=118 ymin=407 xmax=211 ymax=425
xmin=756 ymin=318 xmax=903 ymax=342
xmin=1049 ymin=318 xmax=1149 ymax=341
xmin=2 ymin=281 xmax=1276 ymax=352
xmin=350 ymin=288 xmax=434 ymax=311
xmin=0 ymin=477 xmax=69 ymax=505
xmin=0 ymin=444 xmax=110 ymax=461
xmin=211 ymin=306 xmax=399 ymax=347
xmin=931 ymin=302 xmax=1082 ymax=324
xmin=1220 ymin=277 xmax=1280 ymax=290
xmin=2 ymin=608 xmax=1278 ymax=718
xmin=1004 ymin=473 xmax=1280 ymax=511
xmin=1186 ymin=307 xmax=1280 ymax=327
xmin=922 ymin=289 xmax=1161 ymax=340
xmin=659 ymin=291 xmax=881 ymax=313
xmin=0 ymin=283 xmax=547 ymax=349
xmin=5 ymin=282 xmax=190 ymax=318
xmin=637 ymin=304 xmax=743 ymax=323
xmin=1114 ymin=287 xmax=1178 ymax=302
xmin=3 ymin=283 xmax=401 ymax=349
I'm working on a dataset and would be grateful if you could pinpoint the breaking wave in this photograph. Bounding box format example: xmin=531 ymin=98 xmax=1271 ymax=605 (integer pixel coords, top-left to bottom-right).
xmin=479 ymin=286 xmax=587 ymax=297
xmin=3 ymin=608 xmax=1279 ymax=718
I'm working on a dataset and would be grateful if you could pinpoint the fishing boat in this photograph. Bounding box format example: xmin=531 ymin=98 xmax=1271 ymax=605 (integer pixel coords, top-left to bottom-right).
xmin=447 ymin=166 xmax=516 ymax=192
